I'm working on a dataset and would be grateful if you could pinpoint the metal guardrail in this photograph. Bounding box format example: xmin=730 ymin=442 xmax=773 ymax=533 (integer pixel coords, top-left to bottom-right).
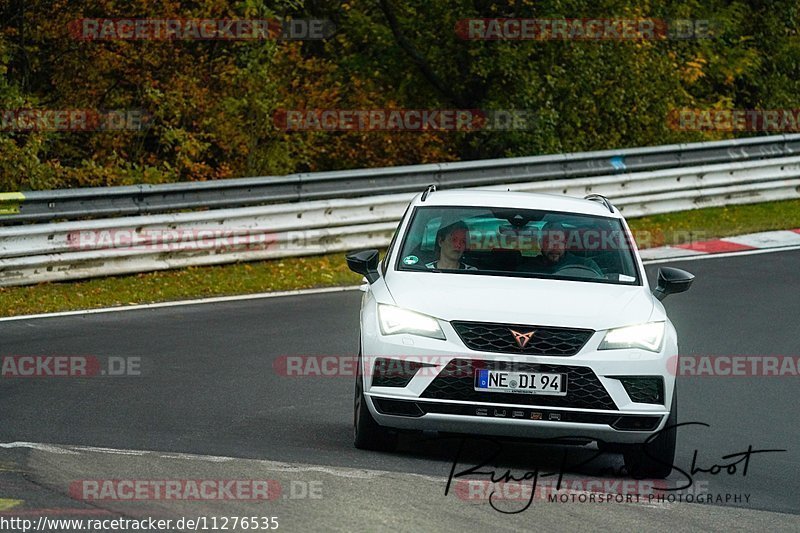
xmin=1 ymin=149 xmax=800 ymax=287
xmin=2 ymin=134 xmax=800 ymax=224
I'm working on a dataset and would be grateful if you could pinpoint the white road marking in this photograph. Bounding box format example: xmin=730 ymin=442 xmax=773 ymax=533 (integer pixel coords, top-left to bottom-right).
xmin=0 ymin=441 xmax=434 ymax=481
xmin=0 ymin=442 xmax=81 ymax=455
xmin=0 ymin=285 xmax=360 ymax=322
xmin=0 ymin=442 xmax=243 ymax=463
xmin=156 ymin=453 xmax=234 ymax=463
xmin=70 ymin=446 xmax=147 ymax=456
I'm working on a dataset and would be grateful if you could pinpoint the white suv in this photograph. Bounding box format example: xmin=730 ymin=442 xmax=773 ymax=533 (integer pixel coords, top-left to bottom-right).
xmin=347 ymin=188 xmax=694 ymax=478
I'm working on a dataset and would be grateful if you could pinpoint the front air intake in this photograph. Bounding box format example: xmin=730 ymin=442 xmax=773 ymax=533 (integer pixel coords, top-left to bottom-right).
xmin=612 ymin=415 xmax=662 ymax=431
xmin=372 ymin=398 xmax=425 ymax=417
xmin=614 ymin=376 xmax=665 ymax=404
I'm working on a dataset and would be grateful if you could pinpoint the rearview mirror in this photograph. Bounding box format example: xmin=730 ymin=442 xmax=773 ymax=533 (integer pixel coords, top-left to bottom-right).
xmin=346 ymin=249 xmax=381 ymax=284
xmin=653 ymin=267 xmax=694 ymax=301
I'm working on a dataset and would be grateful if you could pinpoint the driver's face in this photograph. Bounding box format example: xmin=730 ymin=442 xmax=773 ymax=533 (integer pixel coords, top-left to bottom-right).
xmin=440 ymin=228 xmax=468 ymax=259
xmin=541 ymin=230 xmax=566 ymax=263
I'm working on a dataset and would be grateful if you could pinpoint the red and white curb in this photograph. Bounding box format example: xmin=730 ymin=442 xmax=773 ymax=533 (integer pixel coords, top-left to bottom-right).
xmin=639 ymin=228 xmax=800 ymax=261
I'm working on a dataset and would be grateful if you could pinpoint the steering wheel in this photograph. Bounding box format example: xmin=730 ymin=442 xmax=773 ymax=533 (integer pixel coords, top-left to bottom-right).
xmin=553 ymin=264 xmax=602 ymax=278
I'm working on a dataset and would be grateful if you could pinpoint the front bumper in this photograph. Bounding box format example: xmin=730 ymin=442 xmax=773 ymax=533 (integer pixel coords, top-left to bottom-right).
xmin=361 ymin=316 xmax=676 ymax=444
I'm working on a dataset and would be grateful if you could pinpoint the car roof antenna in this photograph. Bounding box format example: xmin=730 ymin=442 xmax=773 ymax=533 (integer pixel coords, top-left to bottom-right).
xmin=584 ymin=194 xmax=615 ymax=213
xmin=421 ymin=184 xmax=437 ymax=202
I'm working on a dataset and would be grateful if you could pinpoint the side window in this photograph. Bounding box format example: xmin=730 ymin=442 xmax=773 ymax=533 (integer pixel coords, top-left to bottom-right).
xmin=381 ymin=225 xmax=400 ymax=275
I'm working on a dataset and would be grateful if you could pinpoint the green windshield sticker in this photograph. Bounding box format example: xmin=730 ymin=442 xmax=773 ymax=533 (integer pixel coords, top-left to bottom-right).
xmin=402 ymin=255 xmax=419 ymax=265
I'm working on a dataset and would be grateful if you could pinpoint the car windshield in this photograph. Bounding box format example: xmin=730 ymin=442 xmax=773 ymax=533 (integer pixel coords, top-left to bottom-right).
xmin=396 ymin=205 xmax=640 ymax=285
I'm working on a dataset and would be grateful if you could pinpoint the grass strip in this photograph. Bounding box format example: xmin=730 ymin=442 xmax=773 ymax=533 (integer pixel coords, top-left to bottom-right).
xmin=1 ymin=199 xmax=799 ymax=317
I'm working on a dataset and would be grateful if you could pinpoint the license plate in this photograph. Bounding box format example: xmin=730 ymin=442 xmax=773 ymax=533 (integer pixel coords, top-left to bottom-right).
xmin=474 ymin=369 xmax=566 ymax=396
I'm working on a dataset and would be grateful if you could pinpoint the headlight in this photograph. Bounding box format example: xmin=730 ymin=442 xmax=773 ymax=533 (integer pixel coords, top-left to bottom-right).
xmin=599 ymin=322 xmax=665 ymax=352
xmin=378 ymin=305 xmax=446 ymax=340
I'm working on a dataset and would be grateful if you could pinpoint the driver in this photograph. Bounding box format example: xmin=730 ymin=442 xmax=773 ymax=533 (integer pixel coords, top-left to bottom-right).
xmin=522 ymin=221 xmax=602 ymax=275
xmin=426 ymin=221 xmax=477 ymax=270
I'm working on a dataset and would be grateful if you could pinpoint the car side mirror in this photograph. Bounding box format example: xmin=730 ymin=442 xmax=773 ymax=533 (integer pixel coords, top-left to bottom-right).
xmin=653 ymin=267 xmax=694 ymax=301
xmin=346 ymin=249 xmax=381 ymax=284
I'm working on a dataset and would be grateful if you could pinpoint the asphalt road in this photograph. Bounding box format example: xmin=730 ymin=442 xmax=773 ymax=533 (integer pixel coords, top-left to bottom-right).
xmin=0 ymin=250 xmax=798 ymax=531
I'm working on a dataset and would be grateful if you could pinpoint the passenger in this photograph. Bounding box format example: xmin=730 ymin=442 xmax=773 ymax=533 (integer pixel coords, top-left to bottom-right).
xmin=523 ymin=221 xmax=602 ymax=275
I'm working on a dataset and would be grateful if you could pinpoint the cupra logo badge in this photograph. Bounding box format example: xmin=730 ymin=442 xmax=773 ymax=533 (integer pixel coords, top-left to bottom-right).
xmin=510 ymin=329 xmax=535 ymax=349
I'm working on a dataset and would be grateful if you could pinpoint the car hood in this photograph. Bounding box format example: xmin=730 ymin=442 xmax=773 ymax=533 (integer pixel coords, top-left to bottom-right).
xmin=385 ymin=272 xmax=656 ymax=331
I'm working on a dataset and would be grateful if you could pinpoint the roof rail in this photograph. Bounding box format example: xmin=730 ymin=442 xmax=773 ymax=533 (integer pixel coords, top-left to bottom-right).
xmin=421 ymin=184 xmax=437 ymax=202
xmin=584 ymin=194 xmax=615 ymax=213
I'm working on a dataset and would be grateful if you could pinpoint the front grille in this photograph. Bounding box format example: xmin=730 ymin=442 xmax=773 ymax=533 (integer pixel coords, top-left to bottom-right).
xmin=615 ymin=376 xmax=664 ymax=404
xmin=452 ymin=321 xmax=593 ymax=356
xmin=421 ymin=359 xmax=617 ymax=410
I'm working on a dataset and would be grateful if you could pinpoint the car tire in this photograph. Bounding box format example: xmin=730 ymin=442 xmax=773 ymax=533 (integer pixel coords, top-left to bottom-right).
xmin=622 ymin=388 xmax=678 ymax=479
xmin=353 ymin=350 xmax=398 ymax=451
